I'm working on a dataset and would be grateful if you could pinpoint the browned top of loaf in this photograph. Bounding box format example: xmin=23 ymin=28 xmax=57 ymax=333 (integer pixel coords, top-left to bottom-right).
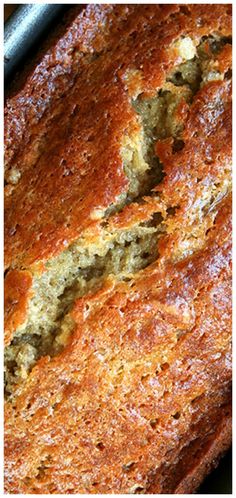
xmin=4 ymin=4 xmax=231 ymax=270
xmin=4 ymin=197 xmax=232 ymax=493
xmin=4 ymin=4 xmax=232 ymax=494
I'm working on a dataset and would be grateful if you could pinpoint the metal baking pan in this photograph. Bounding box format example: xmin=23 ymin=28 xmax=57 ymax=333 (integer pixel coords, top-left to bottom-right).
xmin=4 ymin=4 xmax=70 ymax=82
xmin=4 ymin=5 xmax=232 ymax=494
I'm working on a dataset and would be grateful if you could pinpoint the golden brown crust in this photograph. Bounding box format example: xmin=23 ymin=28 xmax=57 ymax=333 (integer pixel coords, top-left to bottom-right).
xmin=148 ymin=410 xmax=232 ymax=493
xmin=4 ymin=4 xmax=232 ymax=494
xmin=4 ymin=4 xmax=231 ymax=269
xmin=174 ymin=413 xmax=232 ymax=494
xmin=4 ymin=197 xmax=231 ymax=493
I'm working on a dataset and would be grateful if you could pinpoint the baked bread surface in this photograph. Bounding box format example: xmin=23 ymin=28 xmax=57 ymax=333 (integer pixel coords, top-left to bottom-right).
xmin=4 ymin=5 xmax=232 ymax=493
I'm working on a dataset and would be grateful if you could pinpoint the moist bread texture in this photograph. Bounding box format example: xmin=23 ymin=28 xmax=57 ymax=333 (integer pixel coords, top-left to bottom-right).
xmin=4 ymin=4 xmax=232 ymax=494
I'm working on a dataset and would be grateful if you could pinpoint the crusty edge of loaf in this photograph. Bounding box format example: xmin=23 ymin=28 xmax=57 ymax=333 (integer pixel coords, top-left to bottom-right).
xmin=174 ymin=413 xmax=232 ymax=494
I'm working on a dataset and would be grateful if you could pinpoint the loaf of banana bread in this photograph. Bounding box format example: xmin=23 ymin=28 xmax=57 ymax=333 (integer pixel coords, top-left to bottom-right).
xmin=4 ymin=4 xmax=232 ymax=493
